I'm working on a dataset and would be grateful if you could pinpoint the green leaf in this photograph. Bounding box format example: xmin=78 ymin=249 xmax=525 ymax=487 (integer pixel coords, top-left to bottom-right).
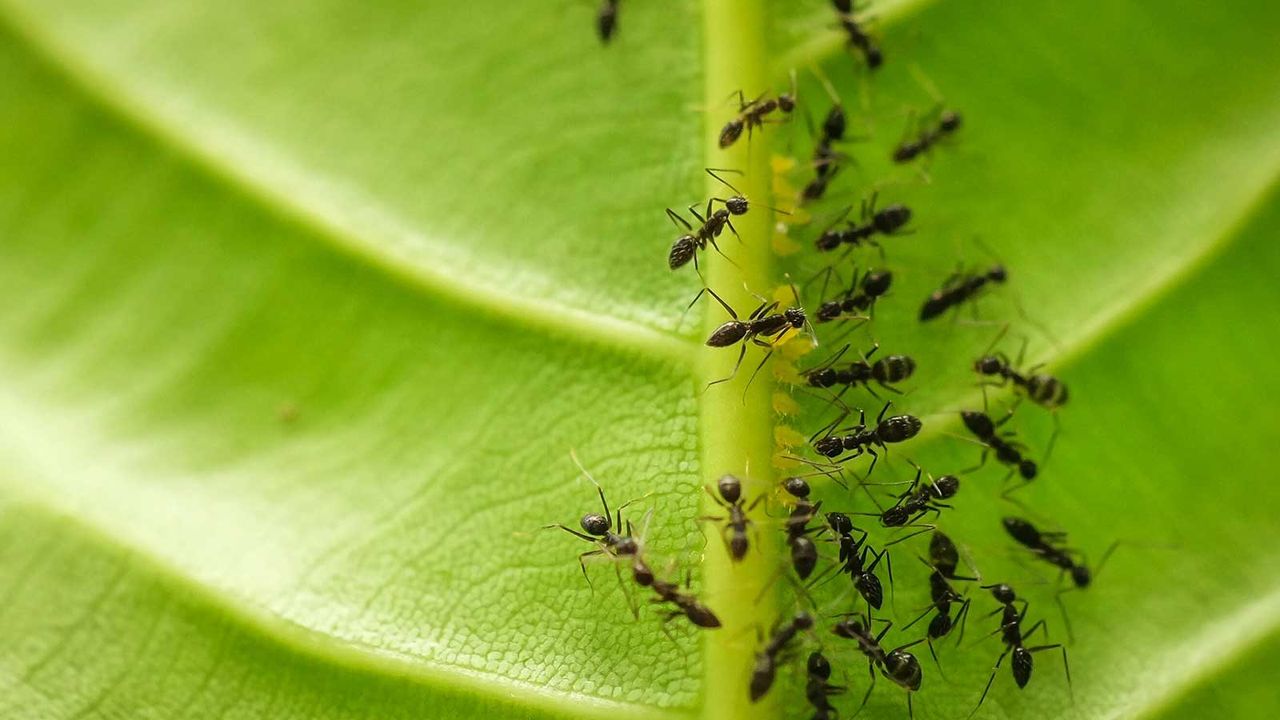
xmin=0 ymin=1 xmax=1277 ymax=719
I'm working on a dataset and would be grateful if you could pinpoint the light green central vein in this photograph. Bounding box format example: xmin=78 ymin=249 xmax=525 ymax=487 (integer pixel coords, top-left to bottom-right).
xmin=699 ymin=2 xmax=779 ymax=720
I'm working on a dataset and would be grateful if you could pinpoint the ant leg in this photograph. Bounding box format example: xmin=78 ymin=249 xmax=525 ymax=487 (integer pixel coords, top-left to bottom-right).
xmin=968 ymin=648 xmax=1011 ymax=719
xmin=703 ymin=287 xmax=739 ymax=320
xmin=1053 ymin=588 xmax=1078 ymax=644
xmin=665 ymin=207 xmax=693 ymax=231
xmin=743 ymin=345 xmax=775 ymax=399
xmin=959 ymin=448 xmax=990 ymax=476
xmin=543 ymin=523 xmax=599 ymax=543
xmin=577 ymin=549 xmax=605 ymax=590
xmin=876 ymin=400 xmax=892 ymax=424
xmin=955 ymin=598 xmax=972 ymax=646
xmin=612 ymin=561 xmax=640 ymax=620
xmin=856 ymin=662 xmax=877 ymax=716
xmin=724 ymin=217 xmax=742 ymax=243
xmin=705 ymin=167 xmax=745 ymax=196
xmin=704 ymin=234 xmax=741 ymax=269
xmin=902 ymin=605 xmax=936 ymax=632
xmin=1044 ymin=412 xmax=1062 ymax=466
xmin=707 ymin=345 xmax=748 ymax=389
xmin=1027 ymin=643 xmax=1072 ymax=700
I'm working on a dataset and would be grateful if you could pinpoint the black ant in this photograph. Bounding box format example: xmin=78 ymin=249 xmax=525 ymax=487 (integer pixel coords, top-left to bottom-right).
xmin=805 ymin=650 xmax=846 ymax=720
xmin=667 ymin=168 xmax=753 ymax=273
xmin=832 ymin=614 xmax=923 ymax=719
xmin=543 ymin=459 xmax=645 ymax=585
xmin=835 ymin=9 xmax=883 ymax=70
xmin=893 ymin=109 xmax=962 ymax=163
xmin=959 ymin=408 xmax=1038 ymax=485
xmin=876 ymin=463 xmax=960 ymax=530
xmin=719 ymin=74 xmax=797 ymax=148
xmin=822 ymin=511 xmax=891 ymax=616
xmin=919 ymin=264 xmax=1006 ymax=322
xmin=974 ymin=326 xmax=1069 ymax=409
xmin=750 ymin=611 xmax=814 ymax=702
xmin=814 ymin=196 xmax=913 ymax=253
xmin=902 ymin=532 xmax=979 ymax=671
xmin=780 ymin=476 xmax=825 ymax=580
xmin=596 ymin=0 xmax=619 ymax=43
xmin=637 ymin=557 xmax=723 ymax=630
xmin=1003 ymin=516 xmax=1117 ymax=641
xmin=811 ymin=268 xmax=893 ymax=325
xmin=803 ymin=95 xmax=850 ymax=201
xmin=811 ymin=401 xmax=923 ymax=475
xmin=701 ymin=474 xmax=763 ymax=561
xmin=803 ymin=343 xmax=915 ymax=399
xmin=970 ymin=583 xmax=1070 ymax=718
xmin=693 ymin=283 xmax=813 ymax=390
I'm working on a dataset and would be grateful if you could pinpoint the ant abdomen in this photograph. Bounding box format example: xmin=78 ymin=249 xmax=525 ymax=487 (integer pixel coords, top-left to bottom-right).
xmin=878 ymin=414 xmax=923 ymax=442
xmin=873 ymin=355 xmax=916 ymax=384
xmin=706 ymin=321 xmax=749 ymax=347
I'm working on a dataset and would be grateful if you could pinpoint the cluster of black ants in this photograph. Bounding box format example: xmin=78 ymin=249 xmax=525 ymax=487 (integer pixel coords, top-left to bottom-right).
xmin=553 ymin=2 xmax=1116 ymax=718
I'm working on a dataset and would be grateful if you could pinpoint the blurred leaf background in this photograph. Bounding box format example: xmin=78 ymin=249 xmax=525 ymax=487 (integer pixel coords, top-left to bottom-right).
xmin=0 ymin=1 xmax=1278 ymax=719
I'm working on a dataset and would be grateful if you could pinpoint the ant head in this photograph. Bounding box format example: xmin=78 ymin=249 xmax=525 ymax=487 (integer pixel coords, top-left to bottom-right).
xmin=814 ymin=436 xmax=844 ymax=458
xmin=716 ymin=474 xmax=742 ymax=503
xmin=823 ymin=105 xmax=846 ymax=140
xmin=724 ymin=196 xmax=749 ymax=215
xmin=940 ymin=110 xmax=963 ymax=132
xmin=807 ymin=651 xmax=832 ymax=680
xmin=862 ymin=270 xmax=893 ymax=297
xmin=974 ymin=355 xmax=1003 ymax=375
xmin=782 ymin=476 xmax=811 ymax=499
xmin=668 ymin=236 xmax=696 ymax=270
xmin=989 ymin=264 xmax=1008 ymax=283
xmin=933 ymin=475 xmax=961 ymax=499
xmin=826 ymin=511 xmax=854 ymax=534
xmin=987 ymin=583 xmax=1016 ymax=604
xmin=806 ymin=366 xmax=838 ymax=385
xmin=784 ymin=307 xmax=807 ymax=329
xmin=874 ymin=204 xmax=912 ymax=232
xmin=580 ymin=513 xmax=610 ymax=536
xmin=1071 ymin=565 xmax=1092 ymax=588
xmin=613 ymin=536 xmax=639 ymax=556
xmin=831 ymin=0 xmax=853 ymax=14
xmin=1018 ymin=459 xmax=1038 ymax=480
xmin=777 ymin=68 xmax=797 ymax=113
xmin=881 ymin=506 xmax=909 ymax=527
xmin=865 ymin=47 xmax=885 ymax=69
xmin=793 ymin=611 xmax=815 ymax=630
xmin=719 ymin=120 xmax=745 ymax=149
xmin=961 ymin=410 xmax=994 ymax=437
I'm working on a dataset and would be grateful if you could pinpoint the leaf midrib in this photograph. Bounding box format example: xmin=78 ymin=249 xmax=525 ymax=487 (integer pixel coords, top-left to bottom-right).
xmin=3 ymin=1 xmax=1280 ymax=718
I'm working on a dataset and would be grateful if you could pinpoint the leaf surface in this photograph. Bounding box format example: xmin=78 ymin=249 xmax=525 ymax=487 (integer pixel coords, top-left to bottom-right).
xmin=0 ymin=1 xmax=1278 ymax=719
